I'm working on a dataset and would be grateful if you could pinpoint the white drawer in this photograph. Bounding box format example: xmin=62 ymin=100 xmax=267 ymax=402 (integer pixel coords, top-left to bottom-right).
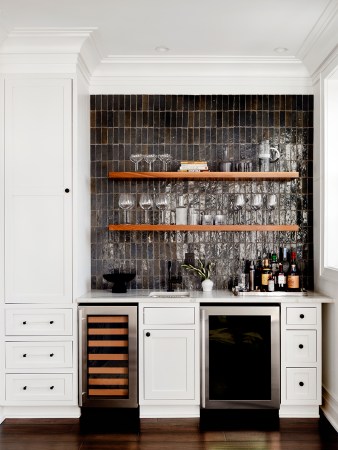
xmin=5 ymin=309 xmax=73 ymax=336
xmin=5 ymin=342 xmax=73 ymax=369
xmin=285 ymin=330 xmax=317 ymax=364
xmin=143 ymin=307 xmax=195 ymax=325
xmin=6 ymin=374 xmax=73 ymax=402
xmin=286 ymin=368 xmax=317 ymax=401
xmin=286 ymin=307 xmax=317 ymax=325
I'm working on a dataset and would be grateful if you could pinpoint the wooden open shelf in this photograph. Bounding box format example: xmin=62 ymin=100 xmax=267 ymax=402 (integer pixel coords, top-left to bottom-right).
xmin=108 ymin=224 xmax=299 ymax=232
xmin=108 ymin=171 xmax=299 ymax=180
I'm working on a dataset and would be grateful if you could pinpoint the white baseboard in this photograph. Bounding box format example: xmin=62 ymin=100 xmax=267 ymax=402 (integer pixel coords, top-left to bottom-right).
xmin=2 ymin=405 xmax=80 ymax=420
xmin=321 ymin=387 xmax=338 ymax=432
xmin=140 ymin=405 xmax=200 ymax=418
xmin=279 ymin=405 xmax=320 ymax=418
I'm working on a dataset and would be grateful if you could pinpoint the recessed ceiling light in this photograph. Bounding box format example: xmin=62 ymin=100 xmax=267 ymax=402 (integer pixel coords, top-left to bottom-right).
xmin=155 ymin=46 xmax=170 ymax=53
xmin=274 ymin=47 xmax=288 ymax=53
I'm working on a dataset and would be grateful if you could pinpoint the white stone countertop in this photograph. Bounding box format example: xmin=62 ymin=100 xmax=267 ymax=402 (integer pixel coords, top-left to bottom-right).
xmin=77 ymin=289 xmax=334 ymax=304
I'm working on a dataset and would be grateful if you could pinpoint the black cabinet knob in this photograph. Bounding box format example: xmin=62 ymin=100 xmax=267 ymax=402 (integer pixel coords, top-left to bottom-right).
xmin=300 ymin=314 xmax=305 ymax=319
xmin=50 ymin=386 xmax=55 ymax=390
xmin=50 ymin=353 xmax=54 ymax=358
xmin=299 ymin=344 xmax=304 ymax=349
xmin=23 ymin=354 xmax=27 ymax=358
xmin=299 ymin=381 xmax=304 ymax=387
xmin=23 ymin=386 xmax=27 ymax=390
xmin=49 ymin=321 xmax=54 ymax=324
xmin=22 ymin=321 xmax=27 ymax=325
xmin=146 ymin=332 xmax=151 ymax=337
xmin=65 ymin=188 xmax=70 ymax=193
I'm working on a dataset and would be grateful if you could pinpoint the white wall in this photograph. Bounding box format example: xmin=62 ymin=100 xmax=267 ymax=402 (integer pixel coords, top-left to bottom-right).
xmin=313 ymin=51 xmax=338 ymax=431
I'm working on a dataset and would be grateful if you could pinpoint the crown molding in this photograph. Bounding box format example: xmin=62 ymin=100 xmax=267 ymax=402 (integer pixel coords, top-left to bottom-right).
xmin=89 ymin=75 xmax=313 ymax=95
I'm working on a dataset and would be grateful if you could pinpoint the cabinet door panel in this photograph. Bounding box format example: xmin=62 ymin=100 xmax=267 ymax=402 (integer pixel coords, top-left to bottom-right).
xmin=4 ymin=78 xmax=72 ymax=303
xmin=143 ymin=329 xmax=195 ymax=400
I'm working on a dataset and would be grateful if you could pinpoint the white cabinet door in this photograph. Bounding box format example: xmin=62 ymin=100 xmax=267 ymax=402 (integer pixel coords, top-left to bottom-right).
xmin=4 ymin=78 xmax=72 ymax=303
xmin=143 ymin=329 xmax=195 ymax=400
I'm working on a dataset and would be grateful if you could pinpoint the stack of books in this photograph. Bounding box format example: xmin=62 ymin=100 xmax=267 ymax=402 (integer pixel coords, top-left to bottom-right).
xmin=178 ymin=161 xmax=209 ymax=172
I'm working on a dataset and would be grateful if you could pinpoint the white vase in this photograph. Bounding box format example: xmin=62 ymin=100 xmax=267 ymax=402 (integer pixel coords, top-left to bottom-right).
xmin=201 ymin=278 xmax=213 ymax=292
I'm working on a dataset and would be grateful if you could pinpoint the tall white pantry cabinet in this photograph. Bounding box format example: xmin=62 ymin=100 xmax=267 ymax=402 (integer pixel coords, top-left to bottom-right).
xmin=0 ymin=75 xmax=91 ymax=422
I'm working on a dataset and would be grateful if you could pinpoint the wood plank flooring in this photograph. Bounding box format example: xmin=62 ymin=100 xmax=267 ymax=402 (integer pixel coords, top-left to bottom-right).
xmin=0 ymin=416 xmax=338 ymax=450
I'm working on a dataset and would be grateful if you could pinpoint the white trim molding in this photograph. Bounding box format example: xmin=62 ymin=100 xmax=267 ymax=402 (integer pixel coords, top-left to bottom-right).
xmin=322 ymin=386 xmax=338 ymax=432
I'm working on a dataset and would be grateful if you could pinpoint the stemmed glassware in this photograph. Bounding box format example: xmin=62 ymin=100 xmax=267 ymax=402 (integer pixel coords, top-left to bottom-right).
xmin=233 ymin=194 xmax=245 ymax=224
xmin=251 ymin=194 xmax=263 ymax=224
xmin=158 ymin=154 xmax=172 ymax=171
xmin=139 ymin=194 xmax=153 ymax=224
xmin=130 ymin=153 xmax=143 ymax=171
xmin=155 ymin=194 xmax=168 ymax=224
xmin=266 ymin=194 xmax=278 ymax=224
xmin=144 ymin=154 xmax=157 ymax=171
xmin=118 ymin=194 xmax=135 ymax=224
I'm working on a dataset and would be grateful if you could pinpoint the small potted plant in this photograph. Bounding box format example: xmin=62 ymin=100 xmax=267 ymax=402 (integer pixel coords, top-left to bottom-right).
xmin=181 ymin=257 xmax=214 ymax=291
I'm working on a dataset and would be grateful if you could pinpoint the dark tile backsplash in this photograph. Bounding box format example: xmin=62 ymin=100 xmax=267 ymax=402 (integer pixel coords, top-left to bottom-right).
xmin=91 ymin=95 xmax=313 ymax=291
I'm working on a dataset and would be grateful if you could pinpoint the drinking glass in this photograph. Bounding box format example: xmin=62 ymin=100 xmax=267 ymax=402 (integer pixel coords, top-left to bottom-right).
xmin=251 ymin=194 xmax=263 ymax=224
xmin=233 ymin=194 xmax=245 ymax=224
xmin=158 ymin=154 xmax=172 ymax=171
xmin=139 ymin=194 xmax=153 ymax=224
xmin=144 ymin=154 xmax=157 ymax=171
xmin=266 ymin=194 xmax=278 ymax=224
xmin=118 ymin=194 xmax=135 ymax=224
xmin=155 ymin=193 xmax=168 ymax=224
xmin=130 ymin=154 xmax=143 ymax=171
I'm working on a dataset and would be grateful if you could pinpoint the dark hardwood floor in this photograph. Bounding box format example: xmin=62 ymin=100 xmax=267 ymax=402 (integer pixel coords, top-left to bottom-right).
xmin=1 ymin=415 xmax=338 ymax=450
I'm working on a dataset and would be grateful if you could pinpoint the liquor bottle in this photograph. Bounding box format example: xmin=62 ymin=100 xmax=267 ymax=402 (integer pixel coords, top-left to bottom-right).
xmin=281 ymin=247 xmax=290 ymax=278
xmin=249 ymin=261 xmax=255 ymax=291
xmin=261 ymin=258 xmax=271 ymax=291
xmin=255 ymin=253 xmax=263 ymax=291
xmin=287 ymin=251 xmax=300 ymax=291
xmin=268 ymin=272 xmax=275 ymax=292
xmin=271 ymin=251 xmax=278 ymax=287
xmin=277 ymin=263 xmax=287 ymax=291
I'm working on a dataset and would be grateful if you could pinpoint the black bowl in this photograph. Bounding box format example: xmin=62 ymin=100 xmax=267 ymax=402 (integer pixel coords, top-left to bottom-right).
xmin=103 ymin=272 xmax=136 ymax=293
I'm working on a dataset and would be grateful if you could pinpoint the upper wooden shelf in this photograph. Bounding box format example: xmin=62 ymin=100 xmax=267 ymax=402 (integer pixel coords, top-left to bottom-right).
xmin=108 ymin=171 xmax=299 ymax=180
xmin=108 ymin=224 xmax=299 ymax=232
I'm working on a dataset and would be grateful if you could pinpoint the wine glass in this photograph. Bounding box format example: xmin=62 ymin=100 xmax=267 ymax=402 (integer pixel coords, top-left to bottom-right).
xmin=266 ymin=194 xmax=278 ymax=224
xmin=130 ymin=153 xmax=143 ymax=171
xmin=118 ymin=194 xmax=135 ymax=224
xmin=158 ymin=154 xmax=172 ymax=171
xmin=144 ymin=154 xmax=157 ymax=171
xmin=139 ymin=194 xmax=153 ymax=224
xmin=155 ymin=193 xmax=168 ymax=224
xmin=251 ymin=194 xmax=263 ymax=224
xmin=233 ymin=194 xmax=245 ymax=224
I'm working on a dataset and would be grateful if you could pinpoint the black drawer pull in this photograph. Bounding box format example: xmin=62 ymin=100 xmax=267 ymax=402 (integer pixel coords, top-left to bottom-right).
xmin=300 ymin=314 xmax=305 ymax=319
xmin=50 ymin=386 xmax=55 ymax=390
xmin=23 ymin=353 xmax=27 ymax=357
xmin=49 ymin=321 xmax=54 ymax=324
xmin=65 ymin=188 xmax=70 ymax=193
xmin=50 ymin=353 xmax=54 ymax=357
xmin=23 ymin=386 xmax=27 ymax=390
xmin=22 ymin=321 xmax=27 ymax=325
xmin=299 ymin=381 xmax=304 ymax=387
xmin=146 ymin=332 xmax=151 ymax=337
xmin=299 ymin=344 xmax=304 ymax=349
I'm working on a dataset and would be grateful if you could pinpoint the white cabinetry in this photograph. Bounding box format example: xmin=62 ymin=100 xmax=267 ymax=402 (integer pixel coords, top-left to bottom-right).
xmin=280 ymin=303 xmax=322 ymax=417
xmin=0 ymin=77 xmax=84 ymax=419
xmin=139 ymin=303 xmax=199 ymax=418
xmin=4 ymin=78 xmax=72 ymax=304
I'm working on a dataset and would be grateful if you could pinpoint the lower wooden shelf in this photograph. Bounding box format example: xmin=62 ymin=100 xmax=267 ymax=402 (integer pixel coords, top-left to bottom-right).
xmin=108 ymin=224 xmax=299 ymax=232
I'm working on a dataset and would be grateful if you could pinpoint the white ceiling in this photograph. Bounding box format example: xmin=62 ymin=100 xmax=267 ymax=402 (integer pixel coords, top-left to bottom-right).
xmin=0 ymin=0 xmax=332 ymax=57
xmin=0 ymin=0 xmax=337 ymax=92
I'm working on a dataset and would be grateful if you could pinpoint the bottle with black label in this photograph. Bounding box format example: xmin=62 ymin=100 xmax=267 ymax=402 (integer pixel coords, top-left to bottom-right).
xmin=287 ymin=251 xmax=300 ymax=291
xmin=255 ymin=253 xmax=263 ymax=291
xmin=261 ymin=258 xmax=271 ymax=291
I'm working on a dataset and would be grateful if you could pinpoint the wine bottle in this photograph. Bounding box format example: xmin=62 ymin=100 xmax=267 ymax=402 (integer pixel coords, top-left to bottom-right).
xmin=277 ymin=263 xmax=286 ymax=291
xmin=261 ymin=258 xmax=271 ymax=291
xmin=287 ymin=251 xmax=300 ymax=291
